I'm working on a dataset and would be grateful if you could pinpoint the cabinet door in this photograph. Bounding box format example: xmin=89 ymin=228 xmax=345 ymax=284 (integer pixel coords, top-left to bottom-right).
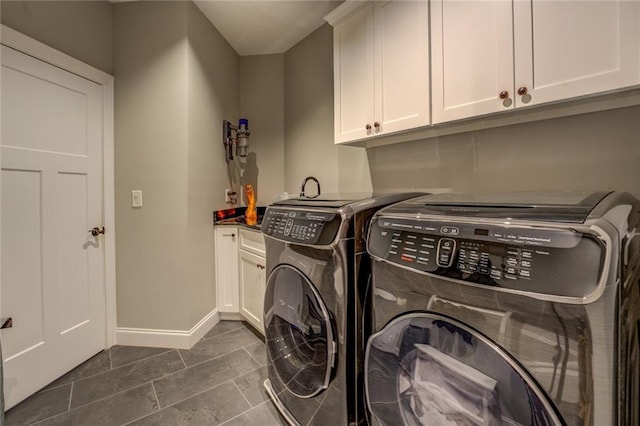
xmin=333 ymin=3 xmax=375 ymax=143
xmin=215 ymin=227 xmax=239 ymax=313
xmin=514 ymin=0 xmax=640 ymax=108
xmin=431 ymin=0 xmax=514 ymax=123
xmin=375 ymin=0 xmax=430 ymax=135
xmin=239 ymin=249 xmax=266 ymax=334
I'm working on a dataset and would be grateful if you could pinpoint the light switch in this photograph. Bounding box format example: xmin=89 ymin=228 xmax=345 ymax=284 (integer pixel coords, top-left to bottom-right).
xmin=131 ymin=190 xmax=142 ymax=208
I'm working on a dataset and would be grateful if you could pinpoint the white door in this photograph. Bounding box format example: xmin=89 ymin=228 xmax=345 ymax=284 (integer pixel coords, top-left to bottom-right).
xmin=374 ymin=0 xmax=430 ymax=135
xmin=431 ymin=0 xmax=514 ymax=123
xmin=514 ymin=0 xmax=640 ymax=108
xmin=1 ymin=45 xmax=106 ymax=409
xmin=215 ymin=227 xmax=239 ymax=314
xmin=333 ymin=3 xmax=375 ymax=143
xmin=239 ymin=249 xmax=265 ymax=334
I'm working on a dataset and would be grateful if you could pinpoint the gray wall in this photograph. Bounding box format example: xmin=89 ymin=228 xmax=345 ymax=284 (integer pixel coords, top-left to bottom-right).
xmin=113 ymin=1 xmax=239 ymax=330
xmin=286 ymin=23 xmax=639 ymax=200
xmin=239 ymin=55 xmax=285 ymax=206
xmin=367 ymin=105 xmax=640 ymax=198
xmin=284 ymin=24 xmax=372 ymax=195
xmin=186 ymin=3 xmax=239 ymax=326
xmin=1 ymin=0 xmax=113 ymax=74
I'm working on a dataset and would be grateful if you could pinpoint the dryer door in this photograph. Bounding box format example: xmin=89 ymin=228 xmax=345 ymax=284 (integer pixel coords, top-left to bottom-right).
xmin=365 ymin=313 xmax=564 ymax=425
xmin=264 ymin=264 xmax=335 ymax=398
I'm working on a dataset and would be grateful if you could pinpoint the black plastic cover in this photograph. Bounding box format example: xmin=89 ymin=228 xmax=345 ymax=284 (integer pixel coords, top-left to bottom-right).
xmin=380 ymin=191 xmax=611 ymax=223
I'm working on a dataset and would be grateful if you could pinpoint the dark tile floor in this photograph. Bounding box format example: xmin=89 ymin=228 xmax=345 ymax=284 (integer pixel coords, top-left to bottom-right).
xmin=5 ymin=321 xmax=285 ymax=425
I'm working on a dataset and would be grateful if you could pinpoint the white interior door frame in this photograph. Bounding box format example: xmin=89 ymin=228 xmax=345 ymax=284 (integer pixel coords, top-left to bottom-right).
xmin=0 ymin=24 xmax=117 ymax=348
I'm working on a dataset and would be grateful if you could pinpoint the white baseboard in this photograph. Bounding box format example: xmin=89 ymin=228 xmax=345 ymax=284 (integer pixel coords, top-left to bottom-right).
xmin=219 ymin=312 xmax=243 ymax=321
xmin=116 ymin=309 xmax=219 ymax=350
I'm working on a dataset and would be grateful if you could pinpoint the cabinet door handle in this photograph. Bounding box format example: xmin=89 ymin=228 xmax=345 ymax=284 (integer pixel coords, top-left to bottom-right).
xmin=256 ymin=264 xmax=265 ymax=270
xmin=222 ymin=233 xmax=236 ymax=237
xmin=499 ymin=90 xmax=509 ymax=99
xmin=517 ymin=86 xmax=528 ymax=96
xmin=374 ymin=122 xmax=381 ymax=133
xmin=365 ymin=123 xmax=372 ymax=134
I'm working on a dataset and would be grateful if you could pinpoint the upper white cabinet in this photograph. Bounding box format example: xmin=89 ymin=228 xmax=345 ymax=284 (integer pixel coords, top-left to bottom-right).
xmin=431 ymin=0 xmax=640 ymax=124
xmin=327 ymin=0 xmax=430 ymax=143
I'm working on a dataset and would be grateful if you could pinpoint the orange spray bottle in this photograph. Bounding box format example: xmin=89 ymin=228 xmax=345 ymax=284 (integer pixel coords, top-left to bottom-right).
xmin=245 ymin=184 xmax=257 ymax=226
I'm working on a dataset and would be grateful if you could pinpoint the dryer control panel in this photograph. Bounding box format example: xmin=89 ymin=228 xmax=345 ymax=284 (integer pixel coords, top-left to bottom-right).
xmin=262 ymin=207 xmax=342 ymax=245
xmin=367 ymin=217 xmax=606 ymax=299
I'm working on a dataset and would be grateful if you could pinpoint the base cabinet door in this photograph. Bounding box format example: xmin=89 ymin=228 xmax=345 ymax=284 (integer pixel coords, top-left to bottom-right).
xmin=215 ymin=227 xmax=239 ymax=314
xmin=239 ymin=249 xmax=266 ymax=334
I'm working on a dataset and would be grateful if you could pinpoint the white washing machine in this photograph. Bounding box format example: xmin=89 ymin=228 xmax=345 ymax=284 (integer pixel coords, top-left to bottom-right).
xmin=364 ymin=191 xmax=640 ymax=425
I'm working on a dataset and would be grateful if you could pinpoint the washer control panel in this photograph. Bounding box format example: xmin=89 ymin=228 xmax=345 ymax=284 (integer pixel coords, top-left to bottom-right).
xmin=367 ymin=217 xmax=606 ymax=298
xmin=262 ymin=207 xmax=341 ymax=245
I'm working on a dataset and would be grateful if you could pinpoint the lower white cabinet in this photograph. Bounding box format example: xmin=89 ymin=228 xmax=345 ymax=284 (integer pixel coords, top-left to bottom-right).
xmin=214 ymin=226 xmax=266 ymax=334
xmin=214 ymin=226 xmax=239 ymax=314
xmin=238 ymin=248 xmax=266 ymax=334
xmin=238 ymin=228 xmax=266 ymax=334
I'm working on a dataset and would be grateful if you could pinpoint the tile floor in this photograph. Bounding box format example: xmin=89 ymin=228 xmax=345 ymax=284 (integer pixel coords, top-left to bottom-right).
xmin=4 ymin=321 xmax=285 ymax=425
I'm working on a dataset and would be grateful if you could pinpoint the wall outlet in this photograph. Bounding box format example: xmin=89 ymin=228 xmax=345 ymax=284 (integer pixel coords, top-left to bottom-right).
xmin=225 ymin=188 xmax=238 ymax=205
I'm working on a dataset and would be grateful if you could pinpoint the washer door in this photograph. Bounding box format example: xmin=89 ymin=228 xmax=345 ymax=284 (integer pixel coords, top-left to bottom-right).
xmin=264 ymin=264 xmax=335 ymax=398
xmin=365 ymin=313 xmax=564 ymax=425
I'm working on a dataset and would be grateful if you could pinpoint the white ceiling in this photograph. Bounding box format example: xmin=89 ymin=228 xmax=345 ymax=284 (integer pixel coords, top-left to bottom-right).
xmin=193 ymin=0 xmax=343 ymax=56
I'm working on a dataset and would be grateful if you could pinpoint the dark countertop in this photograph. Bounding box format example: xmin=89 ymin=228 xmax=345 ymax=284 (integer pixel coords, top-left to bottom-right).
xmin=213 ymin=206 xmax=265 ymax=231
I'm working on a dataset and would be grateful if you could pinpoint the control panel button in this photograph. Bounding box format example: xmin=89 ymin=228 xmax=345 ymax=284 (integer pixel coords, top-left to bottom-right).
xmin=437 ymin=238 xmax=456 ymax=268
xmin=440 ymin=226 xmax=460 ymax=235
xmin=284 ymin=219 xmax=293 ymax=236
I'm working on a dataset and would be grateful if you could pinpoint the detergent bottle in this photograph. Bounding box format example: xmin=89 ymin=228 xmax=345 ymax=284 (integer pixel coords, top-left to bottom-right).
xmin=245 ymin=184 xmax=257 ymax=226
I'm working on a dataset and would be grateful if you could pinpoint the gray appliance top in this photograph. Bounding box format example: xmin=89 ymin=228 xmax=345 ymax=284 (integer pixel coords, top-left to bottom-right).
xmin=272 ymin=192 xmax=425 ymax=212
xmin=378 ymin=191 xmax=612 ymax=223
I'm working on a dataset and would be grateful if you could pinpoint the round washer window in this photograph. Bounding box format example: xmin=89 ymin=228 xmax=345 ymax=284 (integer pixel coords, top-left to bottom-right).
xmin=263 ymin=265 xmax=335 ymax=398
xmin=365 ymin=313 xmax=564 ymax=425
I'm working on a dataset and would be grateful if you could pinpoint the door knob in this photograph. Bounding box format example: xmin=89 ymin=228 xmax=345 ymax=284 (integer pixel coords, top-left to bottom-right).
xmin=1 ymin=317 xmax=12 ymax=329
xmin=89 ymin=227 xmax=105 ymax=237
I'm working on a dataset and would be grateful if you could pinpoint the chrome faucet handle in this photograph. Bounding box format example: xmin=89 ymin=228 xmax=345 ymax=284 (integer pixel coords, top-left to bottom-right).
xmin=300 ymin=176 xmax=321 ymax=198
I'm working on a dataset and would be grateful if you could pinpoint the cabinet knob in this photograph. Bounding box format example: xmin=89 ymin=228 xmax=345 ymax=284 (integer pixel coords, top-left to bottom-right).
xmin=365 ymin=123 xmax=372 ymax=130
xmin=517 ymin=86 xmax=528 ymax=96
xmin=374 ymin=122 xmax=381 ymax=133
xmin=499 ymin=90 xmax=509 ymax=100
